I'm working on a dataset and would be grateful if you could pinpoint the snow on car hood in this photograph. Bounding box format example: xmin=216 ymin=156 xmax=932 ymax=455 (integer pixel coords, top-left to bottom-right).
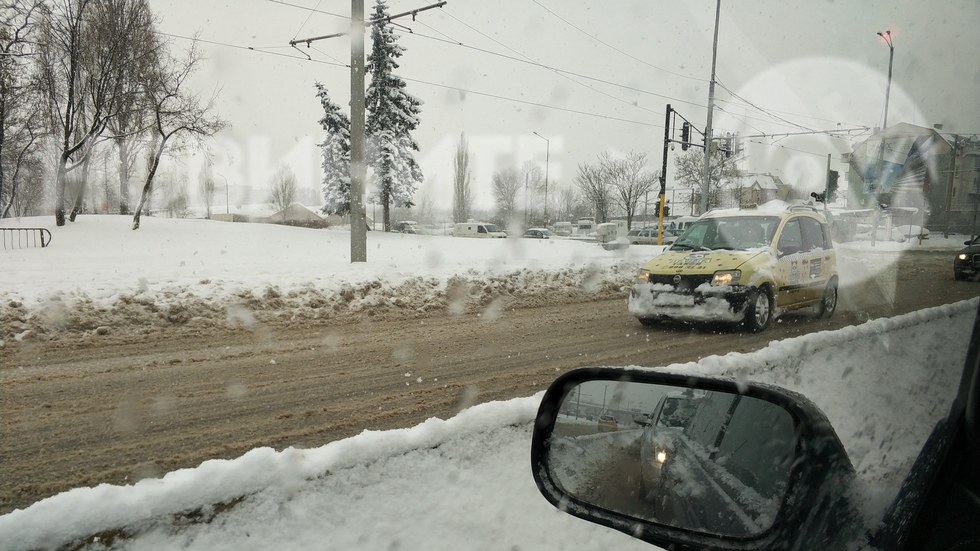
xmin=640 ymin=248 xmax=768 ymax=275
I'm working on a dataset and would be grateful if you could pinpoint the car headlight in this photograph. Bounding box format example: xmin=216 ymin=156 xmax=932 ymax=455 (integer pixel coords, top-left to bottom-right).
xmin=711 ymin=270 xmax=741 ymax=286
xmin=655 ymin=450 xmax=668 ymax=464
xmin=636 ymin=269 xmax=651 ymax=284
xmin=958 ymin=253 xmax=969 ymax=261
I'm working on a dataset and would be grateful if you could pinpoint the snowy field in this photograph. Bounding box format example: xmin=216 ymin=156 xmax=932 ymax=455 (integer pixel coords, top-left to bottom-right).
xmin=0 ymin=214 xmax=977 ymax=550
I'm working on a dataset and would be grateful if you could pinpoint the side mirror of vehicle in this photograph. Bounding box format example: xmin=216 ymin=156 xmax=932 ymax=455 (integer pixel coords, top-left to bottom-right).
xmin=531 ymin=368 xmax=858 ymax=551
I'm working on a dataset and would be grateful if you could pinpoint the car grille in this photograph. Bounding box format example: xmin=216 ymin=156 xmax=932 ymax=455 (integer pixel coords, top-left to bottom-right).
xmin=648 ymin=274 xmax=712 ymax=293
xmin=973 ymin=254 xmax=980 ymax=268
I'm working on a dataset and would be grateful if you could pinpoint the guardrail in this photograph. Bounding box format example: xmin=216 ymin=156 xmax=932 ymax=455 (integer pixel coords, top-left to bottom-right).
xmin=1 ymin=227 xmax=53 ymax=250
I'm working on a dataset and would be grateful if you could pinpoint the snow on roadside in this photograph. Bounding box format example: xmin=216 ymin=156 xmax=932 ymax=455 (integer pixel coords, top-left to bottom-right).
xmin=0 ymin=216 xmax=654 ymax=343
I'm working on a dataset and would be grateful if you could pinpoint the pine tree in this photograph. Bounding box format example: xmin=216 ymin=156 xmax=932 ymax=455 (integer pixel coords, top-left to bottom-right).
xmin=366 ymin=0 xmax=423 ymax=232
xmin=315 ymin=83 xmax=352 ymax=216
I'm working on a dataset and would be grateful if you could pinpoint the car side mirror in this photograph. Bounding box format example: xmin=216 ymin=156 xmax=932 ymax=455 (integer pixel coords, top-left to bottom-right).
xmin=531 ymin=368 xmax=858 ymax=551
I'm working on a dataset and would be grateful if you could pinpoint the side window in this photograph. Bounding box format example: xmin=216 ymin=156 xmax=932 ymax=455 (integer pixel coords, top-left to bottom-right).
xmin=799 ymin=217 xmax=827 ymax=251
xmin=777 ymin=219 xmax=803 ymax=255
xmin=478 ymin=225 xmax=487 ymax=234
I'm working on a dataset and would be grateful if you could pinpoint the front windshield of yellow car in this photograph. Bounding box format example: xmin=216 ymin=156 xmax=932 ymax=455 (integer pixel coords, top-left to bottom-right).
xmin=671 ymin=216 xmax=779 ymax=251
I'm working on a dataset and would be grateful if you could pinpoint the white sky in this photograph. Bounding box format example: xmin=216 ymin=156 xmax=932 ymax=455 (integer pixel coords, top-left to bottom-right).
xmin=145 ymin=0 xmax=980 ymax=211
xmin=1 ymin=215 xmax=977 ymax=548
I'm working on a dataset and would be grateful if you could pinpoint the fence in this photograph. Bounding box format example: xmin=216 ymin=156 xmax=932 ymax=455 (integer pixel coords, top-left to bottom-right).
xmin=1 ymin=227 xmax=53 ymax=250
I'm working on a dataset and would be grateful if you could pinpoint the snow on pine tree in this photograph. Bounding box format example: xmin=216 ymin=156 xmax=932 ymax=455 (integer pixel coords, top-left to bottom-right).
xmin=315 ymin=83 xmax=352 ymax=216
xmin=366 ymin=0 xmax=423 ymax=232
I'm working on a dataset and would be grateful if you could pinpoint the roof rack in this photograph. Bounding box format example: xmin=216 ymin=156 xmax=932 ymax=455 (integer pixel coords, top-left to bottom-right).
xmin=788 ymin=204 xmax=820 ymax=213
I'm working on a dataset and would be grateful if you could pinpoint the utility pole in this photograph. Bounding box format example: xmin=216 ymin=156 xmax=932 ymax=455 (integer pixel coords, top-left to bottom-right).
xmin=701 ymin=0 xmax=721 ymax=215
xmin=533 ymin=131 xmax=550 ymax=225
xmin=659 ymin=105 xmax=671 ymax=244
xmin=290 ymin=1 xmax=446 ymax=263
xmin=349 ymin=0 xmax=367 ymax=262
xmin=944 ymin=134 xmax=960 ymax=238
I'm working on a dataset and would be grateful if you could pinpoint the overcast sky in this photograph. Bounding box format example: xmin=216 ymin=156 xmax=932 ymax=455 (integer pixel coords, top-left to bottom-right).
xmin=150 ymin=0 xmax=980 ymax=211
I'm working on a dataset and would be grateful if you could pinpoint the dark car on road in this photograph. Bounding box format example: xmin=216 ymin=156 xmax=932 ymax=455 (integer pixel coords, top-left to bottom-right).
xmin=954 ymin=236 xmax=980 ymax=280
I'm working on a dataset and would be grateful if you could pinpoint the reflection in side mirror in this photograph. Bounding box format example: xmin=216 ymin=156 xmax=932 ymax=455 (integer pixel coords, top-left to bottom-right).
xmin=547 ymin=381 xmax=795 ymax=537
xmin=531 ymin=369 xmax=857 ymax=551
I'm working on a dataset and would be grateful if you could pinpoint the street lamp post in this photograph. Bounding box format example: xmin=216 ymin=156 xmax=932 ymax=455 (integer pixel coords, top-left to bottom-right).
xmin=870 ymin=30 xmax=895 ymax=246
xmin=533 ymin=131 xmax=550 ymax=225
xmin=877 ymin=30 xmax=894 ymax=130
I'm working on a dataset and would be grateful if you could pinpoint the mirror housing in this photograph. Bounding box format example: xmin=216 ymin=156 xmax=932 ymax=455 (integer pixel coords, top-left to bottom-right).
xmin=531 ymin=368 xmax=858 ymax=551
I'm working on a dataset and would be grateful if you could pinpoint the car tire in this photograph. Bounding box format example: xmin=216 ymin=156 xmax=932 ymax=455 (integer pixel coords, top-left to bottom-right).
xmin=743 ymin=285 xmax=773 ymax=332
xmin=816 ymin=278 xmax=838 ymax=318
xmin=638 ymin=317 xmax=658 ymax=327
xmin=954 ymin=269 xmax=966 ymax=281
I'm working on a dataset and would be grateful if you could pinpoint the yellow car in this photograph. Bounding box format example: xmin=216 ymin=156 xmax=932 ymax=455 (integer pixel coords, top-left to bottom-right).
xmin=628 ymin=205 xmax=838 ymax=331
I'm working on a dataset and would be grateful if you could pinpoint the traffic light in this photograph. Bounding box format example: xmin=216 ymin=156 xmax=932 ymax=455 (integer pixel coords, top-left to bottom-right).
xmin=724 ymin=134 xmax=734 ymax=158
xmin=655 ymin=201 xmax=670 ymax=217
xmin=827 ymin=170 xmax=839 ymax=202
xmin=681 ymin=122 xmax=690 ymax=151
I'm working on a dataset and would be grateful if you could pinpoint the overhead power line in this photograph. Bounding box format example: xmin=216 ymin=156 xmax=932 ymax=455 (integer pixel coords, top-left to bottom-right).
xmin=530 ymin=0 xmax=706 ymax=84
xmin=435 ymin=9 xmax=662 ymax=118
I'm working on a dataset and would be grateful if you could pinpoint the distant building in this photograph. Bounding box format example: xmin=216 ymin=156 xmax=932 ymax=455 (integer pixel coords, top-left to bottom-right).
xmin=261 ymin=203 xmax=326 ymax=225
xmin=844 ymin=122 xmax=980 ymax=233
xmin=717 ymin=173 xmax=792 ymax=209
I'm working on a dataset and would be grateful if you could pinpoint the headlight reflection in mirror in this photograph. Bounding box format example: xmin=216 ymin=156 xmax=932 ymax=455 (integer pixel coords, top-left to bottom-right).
xmin=545 ymin=380 xmax=797 ymax=538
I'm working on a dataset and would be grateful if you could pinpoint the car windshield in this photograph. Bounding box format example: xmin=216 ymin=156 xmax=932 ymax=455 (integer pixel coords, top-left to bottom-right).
xmin=1 ymin=1 xmax=977 ymax=549
xmin=671 ymin=216 xmax=779 ymax=251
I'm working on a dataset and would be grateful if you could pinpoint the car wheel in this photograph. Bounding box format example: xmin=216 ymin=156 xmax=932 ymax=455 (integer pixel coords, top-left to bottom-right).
xmin=816 ymin=279 xmax=838 ymax=318
xmin=638 ymin=317 xmax=658 ymax=327
xmin=954 ymin=269 xmax=966 ymax=281
xmin=743 ymin=286 xmax=773 ymax=332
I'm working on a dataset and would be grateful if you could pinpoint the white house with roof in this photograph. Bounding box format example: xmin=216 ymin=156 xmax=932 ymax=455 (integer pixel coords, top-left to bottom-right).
xmin=716 ymin=173 xmax=790 ymax=209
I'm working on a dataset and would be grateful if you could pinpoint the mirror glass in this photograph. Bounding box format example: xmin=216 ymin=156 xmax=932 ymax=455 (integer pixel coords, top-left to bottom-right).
xmin=546 ymin=380 xmax=797 ymax=537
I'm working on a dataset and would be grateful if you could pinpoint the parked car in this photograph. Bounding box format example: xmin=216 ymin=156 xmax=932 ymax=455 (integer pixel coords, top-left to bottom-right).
xmin=597 ymin=414 xmax=618 ymax=432
xmin=451 ymin=222 xmax=507 ymax=238
xmin=627 ymin=227 xmax=680 ymax=245
xmin=522 ymin=228 xmax=555 ymax=239
xmin=954 ymin=236 xmax=980 ymax=280
xmin=392 ymin=221 xmax=418 ymax=234
xmin=628 ymin=204 xmax=838 ymax=331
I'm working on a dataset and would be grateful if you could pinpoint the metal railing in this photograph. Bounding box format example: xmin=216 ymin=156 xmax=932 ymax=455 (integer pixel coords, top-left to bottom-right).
xmin=1 ymin=227 xmax=53 ymax=250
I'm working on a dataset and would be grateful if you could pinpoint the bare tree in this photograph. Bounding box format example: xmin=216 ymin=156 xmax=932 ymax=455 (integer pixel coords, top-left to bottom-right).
xmin=199 ymin=157 xmax=215 ymax=218
xmin=491 ymin=166 xmax=521 ymax=224
xmin=131 ymin=40 xmax=225 ymax=229
xmin=674 ymin=148 xmax=741 ymax=214
xmin=601 ymin=151 xmax=657 ymax=230
xmin=0 ymin=0 xmax=45 ymax=219
xmin=103 ymin=0 xmax=158 ymax=215
xmin=38 ymin=0 xmax=147 ymax=226
xmin=452 ymin=132 xmax=472 ymax=223
xmin=551 ymin=184 xmax=579 ymax=224
xmin=269 ymin=163 xmax=297 ymax=222
xmin=575 ymin=161 xmax=611 ymax=223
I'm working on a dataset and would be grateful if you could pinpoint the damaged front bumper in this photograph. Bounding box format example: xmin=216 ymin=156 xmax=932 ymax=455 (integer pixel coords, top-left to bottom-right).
xmin=628 ymin=281 xmax=751 ymax=323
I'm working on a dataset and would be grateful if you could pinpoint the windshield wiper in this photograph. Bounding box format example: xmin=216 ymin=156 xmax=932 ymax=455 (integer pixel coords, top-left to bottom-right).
xmin=672 ymin=243 xmax=710 ymax=252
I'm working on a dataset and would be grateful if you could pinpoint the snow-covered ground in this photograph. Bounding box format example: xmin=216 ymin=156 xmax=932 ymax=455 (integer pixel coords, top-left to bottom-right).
xmin=0 ymin=215 xmax=977 ymax=550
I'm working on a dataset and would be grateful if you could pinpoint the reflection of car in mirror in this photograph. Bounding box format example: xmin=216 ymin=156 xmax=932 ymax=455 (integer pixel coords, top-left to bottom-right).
xmin=597 ymin=414 xmax=618 ymax=432
xmin=628 ymin=203 xmax=838 ymax=331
